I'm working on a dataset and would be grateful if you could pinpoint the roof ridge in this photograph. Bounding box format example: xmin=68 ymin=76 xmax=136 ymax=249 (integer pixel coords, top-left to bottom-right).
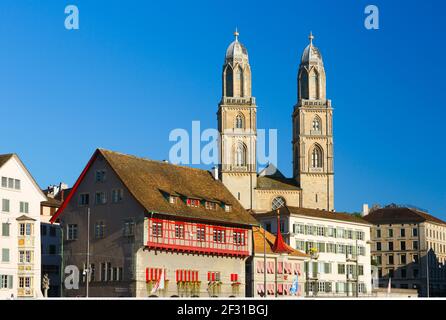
xmin=98 ymin=148 xmax=215 ymax=174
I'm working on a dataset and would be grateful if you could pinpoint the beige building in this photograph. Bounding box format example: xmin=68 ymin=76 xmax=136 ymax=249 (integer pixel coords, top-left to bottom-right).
xmin=50 ymin=149 xmax=258 ymax=297
xmin=364 ymin=205 xmax=446 ymax=297
xmin=218 ymin=31 xmax=334 ymax=213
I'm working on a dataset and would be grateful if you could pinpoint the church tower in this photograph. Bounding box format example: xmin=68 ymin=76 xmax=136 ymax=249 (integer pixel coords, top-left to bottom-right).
xmin=218 ymin=30 xmax=257 ymax=210
xmin=292 ymin=33 xmax=334 ymax=211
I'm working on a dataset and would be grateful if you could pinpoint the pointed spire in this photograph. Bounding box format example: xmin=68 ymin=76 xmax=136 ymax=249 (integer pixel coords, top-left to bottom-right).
xmin=272 ymin=208 xmax=293 ymax=254
xmin=309 ymin=31 xmax=314 ymax=45
xmin=234 ymin=27 xmax=239 ymax=42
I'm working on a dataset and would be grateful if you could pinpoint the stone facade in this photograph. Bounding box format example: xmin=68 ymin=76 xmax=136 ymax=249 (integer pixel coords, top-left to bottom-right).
xmin=218 ymin=32 xmax=334 ymax=213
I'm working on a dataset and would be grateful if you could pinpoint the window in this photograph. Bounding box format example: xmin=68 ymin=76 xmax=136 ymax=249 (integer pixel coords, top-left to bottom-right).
xmin=400 ymin=254 xmax=406 ymax=264
xmin=2 ymin=199 xmax=10 ymax=212
xmin=388 ymin=255 xmax=394 ymax=265
xmin=312 ymin=117 xmax=321 ymax=132
xmin=400 ymin=228 xmax=406 ymax=237
xmin=317 ymin=226 xmax=325 ymax=237
xmin=19 ymin=223 xmax=33 ymax=236
xmin=235 ymin=114 xmax=244 ymax=129
xmin=1 ymin=177 xmax=6 ymax=188
xmin=7 ymin=178 xmax=13 ymax=189
xmin=388 ymin=229 xmax=393 ymax=237
xmin=95 ymin=170 xmax=106 ymax=182
xmin=95 ymin=221 xmax=106 ymax=239
xmin=196 ymin=226 xmax=205 ymax=241
xmin=235 ymin=143 xmax=246 ymax=167
xmin=375 ymin=255 xmax=382 ymax=265
xmin=233 ymin=231 xmax=245 ymax=245
xmin=152 ymin=222 xmax=163 ymax=238
xmin=1 ymin=275 xmax=12 ymax=289
xmin=388 ymin=242 xmax=394 ymax=251
xmin=338 ymin=263 xmax=345 ymax=274
xmin=175 ymin=224 xmax=184 ymax=239
xmin=224 ymin=204 xmax=232 ymax=212
xmin=19 ymin=202 xmax=29 ymax=214
xmin=95 ymin=192 xmax=107 ymax=205
xmin=112 ymin=189 xmax=124 ymax=203
xmin=67 ymin=224 xmax=78 ymax=240
xmin=400 ymin=241 xmax=406 ymax=251
xmin=1 ymin=248 xmax=9 ymax=262
xmin=213 ymin=229 xmax=225 ymax=243
xmin=311 ymin=145 xmax=323 ymax=168
xmin=413 ymin=254 xmax=419 ymax=264
xmin=169 ymin=196 xmax=178 ymax=204
xmin=376 ymin=229 xmax=381 ymax=238
xmin=19 ymin=277 xmax=31 ymax=289
xmin=100 ymin=262 xmax=107 ymax=281
xmin=376 ymin=242 xmax=382 ymax=251
xmin=271 ymin=196 xmax=286 ymax=210
xmin=413 ymin=228 xmax=418 ymax=237
xmin=14 ymin=179 xmax=21 ymax=190
xmin=2 ymin=223 xmax=10 ymax=237
xmin=413 ymin=241 xmax=419 ymax=250
xmin=205 ymin=202 xmax=217 ymax=210
xmin=79 ymin=193 xmax=89 ymax=206
xmin=186 ymin=198 xmax=200 ymax=208
xmin=123 ymin=220 xmax=135 ymax=237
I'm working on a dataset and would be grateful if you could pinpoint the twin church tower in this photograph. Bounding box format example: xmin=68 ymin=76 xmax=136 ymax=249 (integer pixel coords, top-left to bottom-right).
xmin=217 ymin=30 xmax=334 ymax=213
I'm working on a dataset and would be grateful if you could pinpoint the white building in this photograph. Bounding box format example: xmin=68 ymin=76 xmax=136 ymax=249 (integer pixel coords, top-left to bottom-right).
xmin=0 ymin=154 xmax=46 ymax=298
xmin=255 ymin=206 xmax=373 ymax=297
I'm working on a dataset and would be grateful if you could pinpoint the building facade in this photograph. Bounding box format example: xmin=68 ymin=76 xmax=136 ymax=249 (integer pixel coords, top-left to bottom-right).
xmin=50 ymin=149 xmax=258 ymax=297
xmin=0 ymin=154 xmax=46 ymax=299
xmin=364 ymin=206 xmax=446 ymax=297
xmin=246 ymin=226 xmax=308 ymax=298
xmin=255 ymin=206 xmax=372 ymax=296
xmin=218 ymin=32 xmax=334 ymax=213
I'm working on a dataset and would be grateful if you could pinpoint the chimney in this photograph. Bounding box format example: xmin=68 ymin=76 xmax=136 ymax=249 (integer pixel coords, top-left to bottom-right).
xmin=212 ymin=166 xmax=219 ymax=181
xmin=362 ymin=203 xmax=369 ymax=216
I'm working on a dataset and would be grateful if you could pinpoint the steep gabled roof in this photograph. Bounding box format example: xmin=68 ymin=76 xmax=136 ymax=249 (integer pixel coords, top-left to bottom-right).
xmin=256 ymin=164 xmax=300 ymax=191
xmin=0 ymin=153 xmax=46 ymax=201
xmin=0 ymin=154 xmax=14 ymax=168
xmin=363 ymin=207 xmax=446 ymax=226
xmin=51 ymin=149 xmax=259 ymax=227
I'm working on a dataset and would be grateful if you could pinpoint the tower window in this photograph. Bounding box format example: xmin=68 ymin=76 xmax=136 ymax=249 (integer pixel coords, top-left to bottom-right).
xmin=235 ymin=114 xmax=244 ymax=129
xmin=235 ymin=143 xmax=246 ymax=167
xmin=271 ymin=196 xmax=286 ymax=210
xmin=311 ymin=145 xmax=323 ymax=168
xmin=312 ymin=117 xmax=321 ymax=132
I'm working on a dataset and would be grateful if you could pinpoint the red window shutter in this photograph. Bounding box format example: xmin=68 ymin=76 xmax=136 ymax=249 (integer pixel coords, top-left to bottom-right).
xmin=212 ymin=272 xmax=216 ymax=281
xmin=278 ymin=283 xmax=283 ymax=294
xmin=230 ymin=274 xmax=234 ymax=282
xmin=176 ymin=270 xmax=179 ymax=282
xmin=146 ymin=268 xmax=149 ymax=282
xmin=278 ymin=262 xmax=283 ymax=274
xmin=235 ymin=274 xmax=238 ymax=282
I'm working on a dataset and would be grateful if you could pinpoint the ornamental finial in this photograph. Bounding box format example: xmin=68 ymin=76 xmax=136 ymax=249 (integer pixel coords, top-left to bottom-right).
xmin=234 ymin=27 xmax=239 ymax=41
xmin=309 ymin=31 xmax=314 ymax=45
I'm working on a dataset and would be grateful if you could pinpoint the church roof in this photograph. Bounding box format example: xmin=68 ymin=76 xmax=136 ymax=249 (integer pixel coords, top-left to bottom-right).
xmin=225 ymin=29 xmax=249 ymax=64
xmin=51 ymin=149 xmax=259 ymax=227
xmin=301 ymin=32 xmax=324 ymax=66
xmin=256 ymin=164 xmax=300 ymax=190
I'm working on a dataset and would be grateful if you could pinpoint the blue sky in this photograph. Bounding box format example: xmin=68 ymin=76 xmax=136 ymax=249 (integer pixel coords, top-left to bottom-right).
xmin=0 ymin=0 xmax=445 ymax=216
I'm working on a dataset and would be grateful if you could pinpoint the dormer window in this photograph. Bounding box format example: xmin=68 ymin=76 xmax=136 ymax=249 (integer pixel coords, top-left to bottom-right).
xmin=169 ymin=196 xmax=178 ymax=204
xmin=186 ymin=198 xmax=200 ymax=208
xmin=205 ymin=201 xmax=217 ymax=210
xmin=225 ymin=204 xmax=232 ymax=212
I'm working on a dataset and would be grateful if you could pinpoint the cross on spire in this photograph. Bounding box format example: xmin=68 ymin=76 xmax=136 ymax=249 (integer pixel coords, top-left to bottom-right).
xmin=234 ymin=27 xmax=239 ymax=41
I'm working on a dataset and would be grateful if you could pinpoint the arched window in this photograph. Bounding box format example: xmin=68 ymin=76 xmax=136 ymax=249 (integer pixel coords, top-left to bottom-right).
xmin=311 ymin=145 xmax=323 ymax=168
xmin=235 ymin=143 xmax=246 ymax=167
xmin=225 ymin=66 xmax=233 ymax=97
xmin=235 ymin=114 xmax=244 ymax=129
xmin=309 ymin=70 xmax=319 ymax=99
xmin=312 ymin=117 xmax=321 ymax=132
xmin=272 ymin=196 xmax=286 ymax=210
xmin=234 ymin=66 xmax=243 ymax=97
